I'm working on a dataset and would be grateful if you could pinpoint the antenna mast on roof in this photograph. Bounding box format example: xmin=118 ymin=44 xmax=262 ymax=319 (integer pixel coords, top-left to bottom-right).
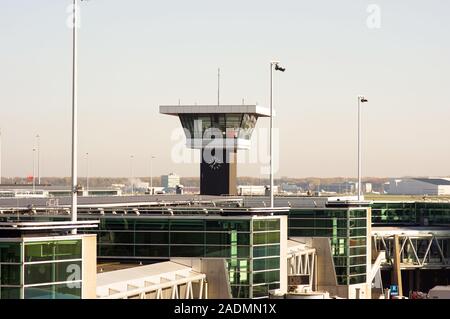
xmin=217 ymin=68 xmax=220 ymax=106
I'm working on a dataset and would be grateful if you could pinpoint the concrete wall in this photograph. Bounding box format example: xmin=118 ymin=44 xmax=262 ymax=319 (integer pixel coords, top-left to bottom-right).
xmin=309 ymin=237 xmax=338 ymax=295
xmin=82 ymin=234 xmax=97 ymax=299
xmin=172 ymin=258 xmax=232 ymax=299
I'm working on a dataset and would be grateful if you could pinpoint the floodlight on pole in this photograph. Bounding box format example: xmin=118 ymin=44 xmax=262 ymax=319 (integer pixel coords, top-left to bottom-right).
xmin=36 ymin=134 xmax=40 ymax=185
xmin=357 ymin=95 xmax=368 ymax=202
xmin=130 ymin=155 xmax=134 ymax=195
xmin=86 ymin=152 xmax=89 ymax=194
xmin=150 ymin=155 xmax=156 ymax=194
xmin=70 ymin=0 xmax=84 ymax=234
xmin=32 ymin=148 xmax=36 ymax=194
xmin=269 ymin=61 xmax=286 ymax=208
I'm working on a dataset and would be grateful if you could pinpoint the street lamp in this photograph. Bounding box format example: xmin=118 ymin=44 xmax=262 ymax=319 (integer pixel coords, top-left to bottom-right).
xmin=32 ymin=148 xmax=36 ymax=194
xmin=150 ymin=155 xmax=156 ymax=195
xmin=70 ymin=0 xmax=80 ymax=233
xmin=36 ymin=134 xmax=40 ymax=185
xmin=357 ymin=95 xmax=368 ymax=201
xmin=269 ymin=61 xmax=286 ymax=208
xmin=130 ymin=155 xmax=134 ymax=195
xmin=85 ymin=152 xmax=89 ymax=195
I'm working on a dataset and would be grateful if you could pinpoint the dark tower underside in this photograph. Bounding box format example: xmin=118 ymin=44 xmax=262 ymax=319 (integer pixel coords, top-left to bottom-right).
xmin=200 ymin=149 xmax=237 ymax=196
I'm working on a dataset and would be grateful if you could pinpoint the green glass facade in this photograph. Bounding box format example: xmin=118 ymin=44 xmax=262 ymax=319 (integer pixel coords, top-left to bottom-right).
xmin=0 ymin=239 xmax=82 ymax=299
xmin=78 ymin=215 xmax=281 ymax=299
xmin=371 ymin=201 xmax=450 ymax=226
xmin=371 ymin=202 xmax=417 ymax=225
xmin=288 ymin=208 xmax=368 ymax=285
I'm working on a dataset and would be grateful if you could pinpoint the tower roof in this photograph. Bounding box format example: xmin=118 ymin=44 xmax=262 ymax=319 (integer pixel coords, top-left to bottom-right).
xmin=160 ymin=104 xmax=271 ymax=117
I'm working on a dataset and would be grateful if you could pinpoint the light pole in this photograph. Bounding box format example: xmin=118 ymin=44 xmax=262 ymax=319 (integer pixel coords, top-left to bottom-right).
xmin=85 ymin=152 xmax=89 ymax=195
xmin=70 ymin=0 xmax=83 ymax=234
xmin=130 ymin=155 xmax=134 ymax=195
xmin=150 ymin=155 xmax=156 ymax=195
xmin=269 ymin=61 xmax=285 ymax=208
xmin=32 ymin=148 xmax=36 ymax=194
xmin=357 ymin=95 xmax=368 ymax=201
xmin=36 ymin=134 xmax=40 ymax=185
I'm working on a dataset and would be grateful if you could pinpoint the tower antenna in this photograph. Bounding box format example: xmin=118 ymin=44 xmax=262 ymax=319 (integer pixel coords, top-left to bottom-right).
xmin=217 ymin=68 xmax=220 ymax=106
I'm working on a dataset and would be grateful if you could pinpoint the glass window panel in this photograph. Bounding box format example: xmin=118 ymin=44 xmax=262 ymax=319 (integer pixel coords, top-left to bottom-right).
xmin=349 ymin=238 xmax=366 ymax=247
xmin=236 ymin=233 xmax=250 ymax=245
xmin=252 ymin=285 xmax=269 ymax=298
xmin=205 ymin=233 xmax=230 ymax=245
xmin=205 ymin=245 xmax=230 ymax=257
xmin=350 ymin=228 xmax=367 ymax=237
xmin=333 ymin=257 xmax=349 ymax=267
xmin=170 ymin=232 xmax=204 ymax=244
xmin=289 ymin=210 xmax=315 ymax=218
xmin=240 ymin=114 xmax=257 ymax=139
xmin=336 ymin=276 xmax=348 ymax=285
xmin=170 ymin=220 xmax=204 ymax=231
xmin=349 ymin=210 xmax=367 ymax=218
xmin=228 ymin=271 xmax=250 ymax=285
xmin=334 ymin=266 xmax=348 ymax=277
xmin=205 ymin=232 xmax=250 ymax=245
xmin=0 ymin=264 xmax=21 ymax=285
xmin=135 ymin=232 xmax=169 ymax=244
xmin=253 ymin=232 xmax=280 ymax=245
xmin=227 ymin=259 xmax=250 ymax=273
xmin=25 ymin=261 xmax=82 ymax=285
xmin=25 ymin=240 xmax=81 ymax=262
xmin=55 ymin=240 xmax=82 ymax=261
xmin=349 ymin=219 xmax=367 ymax=228
xmin=350 ymin=247 xmax=367 ymax=255
xmin=99 ymin=244 xmax=134 ymax=257
xmin=134 ymin=245 xmax=169 ymax=258
xmin=211 ymin=114 xmax=227 ymax=133
xmin=237 ymin=247 xmax=250 ymax=258
xmin=289 ymin=219 xmax=315 ymax=228
xmin=103 ymin=219 xmax=133 ymax=230
xmin=288 ymin=229 xmax=315 ymax=237
xmin=134 ymin=220 xmax=169 ymax=231
xmin=253 ymin=257 xmax=280 ymax=271
xmin=253 ymin=220 xmax=280 ymax=232
xmin=350 ymin=256 xmax=367 ymax=265
xmin=349 ymin=265 xmax=366 ymax=275
xmin=108 ymin=232 xmax=134 ymax=244
xmin=0 ymin=287 xmax=21 ymax=299
xmin=179 ymin=115 xmax=194 ymax=137
xmin=25 ymin=242 xmax=54 ymax=262
xmin=24 ymin=283 xmax=81 ymax=299
xmin=225 ymin=114 xmax=243 ymax=137
xmin=252 ymin=270 xmax=280 ymax=284
xmin=54 ymin=283 xmax=82 ymax=299
xmin=230 ymin=285 xmax=249 ymax=299
xmin=349 ymin=275 xmax=367 ymax=284
xmin=205 ymin=220 xmax=250 ymax=232
xmin=0 ymin=242 xmax=21 ymax=263
xmin=253 ymin=245 xmax=280 ymax=258
xmin=269 ymin=283 xmax=280 ymax=290
xmin=170 ymin=245 xmax=204 ymax=257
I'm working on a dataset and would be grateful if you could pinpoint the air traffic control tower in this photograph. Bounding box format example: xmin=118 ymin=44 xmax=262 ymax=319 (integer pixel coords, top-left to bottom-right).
xmin=160 ymin=105 xmax=270 ymax=195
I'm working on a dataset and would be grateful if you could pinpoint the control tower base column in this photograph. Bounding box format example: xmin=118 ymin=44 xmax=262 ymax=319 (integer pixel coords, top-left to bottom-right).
xmin=200 ymin=149 xmax=237 ymax=196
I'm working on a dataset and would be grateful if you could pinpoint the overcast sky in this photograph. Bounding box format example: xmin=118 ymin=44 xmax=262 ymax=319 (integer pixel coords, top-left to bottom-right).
xmin=1 ymin=0 xmax=449 ymax=179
